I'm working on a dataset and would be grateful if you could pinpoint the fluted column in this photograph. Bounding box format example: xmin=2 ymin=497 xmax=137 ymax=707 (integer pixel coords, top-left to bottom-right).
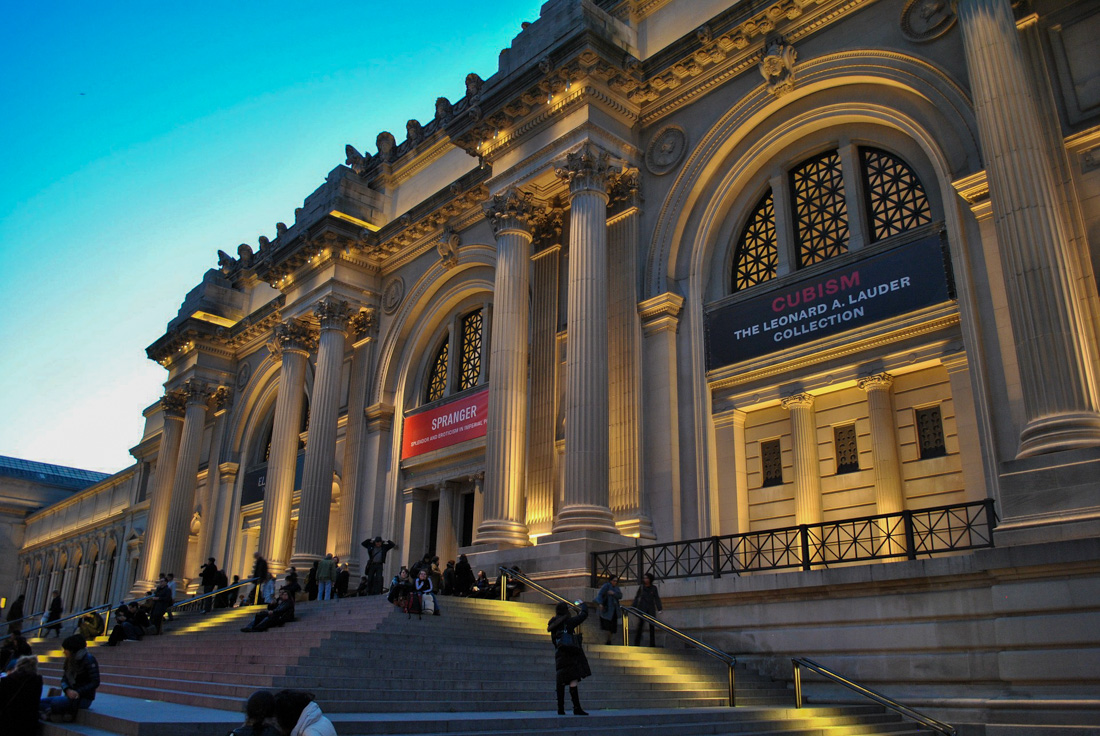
xmin=607 ymin=169 xmax=652 ymax=538
xmin=527 ymin=239 xmax=561 ymax=537
xmin=782 ymin=393 xmax=823 ymax=525
xmin=335 ymin=308 xmax=378 ymax=575
xmin=293 ymin=298 xmax=353 ymax=565
xmin=859 ymin=374 xmax=905 ymax=515
xmin=360 ymin=404 xmax=395 ymax=551
xmin=59 ymin=566 xmax=77 ymax=613
xmin=160 ymin=380 xmax=215 ymax=583
xmin=88 ymin=558 xmax=107 ymax=609
xmin=33 ymin=572 xmax=49 ymax=613
xmin=956 ymin=0 xmax=1100 ymax=456
xmin=135 ymin=392 xmax=187 ymax=590
xmin=555 ymin=143 xmax=618 ymax=533
xmin=258 ymin=318 xmax=316 ymax=571
xmin=72 ymin=562 xmax=92 ymax=612
xmin=435 ymin=482 xmax=458 ymax=563
xmin=196 ymin=387 xmax=232 ymax=568
xmin=478 ymin=188 xmax=536 ymax=546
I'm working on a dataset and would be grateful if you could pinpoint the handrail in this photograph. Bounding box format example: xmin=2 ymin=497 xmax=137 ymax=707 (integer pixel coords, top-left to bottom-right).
xmin=5 ymin=593 xmax=158 ymax=638
xmin=498 ymin=567 xmax=738 ymax=707
xmin=498 ymin=567 xmax=578 ymax=610
xmin=171 ymin=578 xmax=259 ymax=612
xmin=792 ymin=657 xmax=955 ymax=735
xmin=621 ymin=605 xmax=738 ymax=707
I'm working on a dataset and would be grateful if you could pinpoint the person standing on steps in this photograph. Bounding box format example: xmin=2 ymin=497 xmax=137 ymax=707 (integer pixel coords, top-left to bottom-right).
xmin=595 ymin=574 xmax=623 ymax=645
xmin=335 ymin=562 xmax=349 ymax=600
xmin=361 ymin=536 xmax=396 ymax=596
xmin=251 ymin=552 xmax=269 ymax=606
xmin=316 ymin=553 xmax=336 ymax=601
xmin=631 ymin=573 xmax=663 ymax=647
xmin=5 ymin=594 xmax=24 ymax=636
xmin=44 ymin=591 xmax=64 ymax=638
xmin=200 ymin=558 xmax=219 ymax=613
xmin=547 ymin=600 xmax=591 ymax=716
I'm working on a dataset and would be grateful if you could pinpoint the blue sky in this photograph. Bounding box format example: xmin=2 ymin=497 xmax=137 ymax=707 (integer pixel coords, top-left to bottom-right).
xmin=0 ymin=1 xmax=546 ymax=473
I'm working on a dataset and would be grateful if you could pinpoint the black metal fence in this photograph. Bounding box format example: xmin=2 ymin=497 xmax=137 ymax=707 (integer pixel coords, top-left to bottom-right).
xmin=591 ymin=499 xmax=997 ymax=587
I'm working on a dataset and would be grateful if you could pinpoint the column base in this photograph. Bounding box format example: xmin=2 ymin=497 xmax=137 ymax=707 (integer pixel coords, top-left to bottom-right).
xmin=1017 ymin=412 xmax=1100 ymax=458
xmin=475 ymin=519 xmax=531 ymax=548
xmin=553 ymin=504 xmax=618 ymax=534
xmin=614 ymin=515 xmax=656 ymax=541
xmin=288 ymin=553 xmax=322 ymax=571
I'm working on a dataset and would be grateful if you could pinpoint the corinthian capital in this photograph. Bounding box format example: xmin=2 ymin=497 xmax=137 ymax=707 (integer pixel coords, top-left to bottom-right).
xmin=780 ymin=392 xmax=815 ymax=410
xmin=348 ymin=307 xmax=379 ymax=342
xmin=211 ymin=385 xmax=233 ymax=411
xmin=181 ymin=379 xmax=215 ymax=406
xmin=161 ymin=391 xmax=188 ymax=418
xmin=271 ymin=318 xmax=318 ymax=356
xmin=555 ymin=142 xmax=612 ymax=194
xmin=315 ymin=297 xmax=353 ymax=332
xmin=483 ymin=187 xmax=536 ymax=236
xmin=857 ymin=373 xmax=894 ymax=392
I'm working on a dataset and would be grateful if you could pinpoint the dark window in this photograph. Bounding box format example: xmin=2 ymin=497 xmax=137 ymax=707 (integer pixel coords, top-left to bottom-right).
xmin=791 ymin=150 xmax=849 ymax=267
xmin=460 ymin=492 xmax=475 ymax=547
xmin=861 ymin=147 xmax=932 ymax=242
xmin=425 ymin=339 xmax=449 ymax=403
xmin=761 ymin=438 xmax=783 ymax=487
xmin=916 ymin=405 xmax=947 ymax=459
xmin=732 ymin=191 xmax=778 ymax=292
xmin=458 ymin=310 xmax=483 ymax=390
xmin=834 ymin=424 xmax=859 ymax=474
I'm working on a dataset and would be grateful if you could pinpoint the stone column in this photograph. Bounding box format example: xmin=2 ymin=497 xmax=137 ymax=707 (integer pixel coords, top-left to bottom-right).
xmin=89 ymin=558 xmax=107 ymax=609
xmin=555 ymin=143 xmax=618 ymax=534
xmin=59 ymin=566 xmax=77 ymax=614
xmin=209 ymin=462 xmax=239 ymax=569
xmin=402 ymin=488 xmax=430 ymax=560
xmin=478 ymin=188 xmax=536 ymax=546
xmin=360 ymin=404 xmax=395 ymax=550
xmin=435 ymin=481 xmax=458 ymax=563
xmin=196 ymin=387 xmax=232 ymax=568
xmin=956 ymin=0 xmax=1100 ymax=456
xmin=859 ymin=374 xmax=905 ymax=515
xmin=782 ymin=393 xmax=823 ymax=525
xmin=135 ymin=391 xmax=187 ymax=590
xmin=33 ymin=572 xmax=49 ymax=614
xmin=527 ymin=230 xmax=562 ymax=538
xmin=160 ymin=380 xmax=215 ymax=583
xmin=335 ymin=308 xmax=378 ymax=575
xmin=607 ymin=169 xmax=653 ymax=538
xmin=258 ymin=318 xmax=316 ymax=572
xmin=293 ymin=297 xmax=352 ymax=566
xmin=640 ymin=293 xmax=684 ymax=540
xmin=72 ymin=561 xmax=92 ymax=612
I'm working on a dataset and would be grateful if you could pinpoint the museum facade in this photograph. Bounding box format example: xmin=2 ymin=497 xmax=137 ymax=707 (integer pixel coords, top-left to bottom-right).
xmin=11 ymin=0 xmax=1100 ymax=726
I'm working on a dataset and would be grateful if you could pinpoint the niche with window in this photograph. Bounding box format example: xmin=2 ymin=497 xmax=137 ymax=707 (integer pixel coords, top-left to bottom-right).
xmin=915 ymin=404 xmax=947 ymax=459
xmin=423 ymin=306 xmax=490 ymax=404
xmin=731 ymin=144 xmax=932 ymax=293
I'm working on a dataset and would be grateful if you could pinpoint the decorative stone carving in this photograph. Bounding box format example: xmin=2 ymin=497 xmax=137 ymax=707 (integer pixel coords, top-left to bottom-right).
xmin=435 ymin=97 xmax=453 ymax=122
xmin=345 ymin=144 xmax=370 ymax=175
xmin=555 ymin=143 xmax=612 ymax=193
xmin=348 ymin=308 xmax=378 ymax=341
xmin=900 ymin=0 xmax=957 ymax=42
xmin=271 ymin=318 xmax=317 ymax=355
xmin=315 ymin=297 xmax=352 ymax=332
xmin=759 ymin=37 xmax=797 ymax=97
xmin=406 ymin=119 xmax=423 ymax=146
xmin=275 ymin=222 xmax=288 ymax=237
xmin=236 ymin=361 xmax=252 ymax=391
xmin=438 ymin=227 xmax=460 ymax=269
xmin=161 ymin=391 xmax=188 ymax=418
xmin=465 ymin=73 xmax=484 ymax=99
xmin=217 ymin=250 xmax=236 ymax=274
xmin=376 ymin=132 xmax=396 ymax=163
xmin=530 ymin=200 xmax=566 ymax=251
xmin=645 ymin=126 xmax=687 ymax=176
xmin=237 ymin=243 xmax=254 ymax=267
xmin=382 ymin=277 xmax=404 ymax=315
xmin=780 ymin=392 xmax=815 ymax=410
xmin=858 ymin=373 xmax=895 ymax=392
xmin=483 ymin=187 xmax=537 ymax=234
xmin=181 ymin=379 xmax=215 ymax=406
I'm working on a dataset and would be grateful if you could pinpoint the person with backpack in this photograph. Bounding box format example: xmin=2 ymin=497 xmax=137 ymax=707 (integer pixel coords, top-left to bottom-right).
xmin=547 ymin=600 xmax=591 ymax=716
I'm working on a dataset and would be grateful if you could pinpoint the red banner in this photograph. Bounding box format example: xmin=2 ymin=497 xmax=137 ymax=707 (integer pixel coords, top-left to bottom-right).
xmin=401 ymin=388 xmax=489 ymax=459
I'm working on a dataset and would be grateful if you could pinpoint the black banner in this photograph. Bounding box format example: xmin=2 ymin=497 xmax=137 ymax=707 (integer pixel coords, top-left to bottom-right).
xmin=240 ymin=452 xmax=305 ymax=506
xmin=705 ymin=234 xmax=952 ymax=370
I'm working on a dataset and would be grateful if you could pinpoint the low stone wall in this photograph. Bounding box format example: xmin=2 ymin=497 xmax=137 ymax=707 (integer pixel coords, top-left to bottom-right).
xmin=655 ymin=537 xmax=1100 ymax=733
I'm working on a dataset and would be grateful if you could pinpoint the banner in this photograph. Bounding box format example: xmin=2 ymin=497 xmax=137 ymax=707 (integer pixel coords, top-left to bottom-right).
xmin=402 ymin=388 xmax=489 ymax=459
xmin=705 ymin=234 xmax=953 ymax=370
xmin=240 ymin=452 xmax=304 ymax=506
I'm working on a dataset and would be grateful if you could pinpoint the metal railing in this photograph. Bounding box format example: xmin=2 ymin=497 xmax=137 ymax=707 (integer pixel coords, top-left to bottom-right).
xmin=792 ymin=657 xmax=955 ymax=735
xmin=172 ymin=578 xmax=259 ymax=613
xmin=498 ymin=567 xmax=738 ymax=707
xmin=592 ymin=499 xmax=997 ymax=586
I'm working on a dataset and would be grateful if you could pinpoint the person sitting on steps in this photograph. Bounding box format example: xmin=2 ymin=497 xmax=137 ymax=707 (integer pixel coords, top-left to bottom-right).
xmin=241 ymin=590 xmax=295 ymax=633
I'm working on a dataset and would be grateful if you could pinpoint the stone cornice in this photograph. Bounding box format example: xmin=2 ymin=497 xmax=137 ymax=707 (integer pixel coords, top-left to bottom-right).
xmin=639 ymin=291 xmax=685 ymax=332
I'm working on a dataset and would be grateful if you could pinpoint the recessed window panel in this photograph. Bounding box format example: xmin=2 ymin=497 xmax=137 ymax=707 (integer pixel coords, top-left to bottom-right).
xmin=834 ymin=424 xmax=859 ymax=474
xmin=916 ymin=405 xmax=947 ymax=459
xmin=425 ymin=340 xmax=449 ymax=403
xmin=861 ymin=147 xmax=931 ymax=242
xmin=791 ymin=150 xmax=849 ymax=267
xmin=733 ymin=191 xmax=778 ymax=292
xmin=458 ymin=310 xmax=483 ymax=391
xmin=761 ymin=438 xmax=783 ymax=487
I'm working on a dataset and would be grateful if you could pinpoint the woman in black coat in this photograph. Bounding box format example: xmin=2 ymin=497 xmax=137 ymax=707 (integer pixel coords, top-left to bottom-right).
xmin=631 ymin=573 xmax=663 ymax=647
xmin=0 ymin=655 xmax=43 ymax=733
xmin=547 ymin=601 xmax=591 ymax=716
xmin=454 ymin=554 xmax=475 ymax=596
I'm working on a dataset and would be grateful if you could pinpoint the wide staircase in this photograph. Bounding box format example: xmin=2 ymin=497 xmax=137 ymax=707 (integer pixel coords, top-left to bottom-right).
xmin=32 ymin=595 xmax=940 ymax=735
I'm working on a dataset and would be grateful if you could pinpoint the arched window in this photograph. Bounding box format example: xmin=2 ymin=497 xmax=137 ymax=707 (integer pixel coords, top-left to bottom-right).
xmin=423 ymin=305 xmax=489 ymax=404
xmin=731 ymin=145 xmax=933 ymax=292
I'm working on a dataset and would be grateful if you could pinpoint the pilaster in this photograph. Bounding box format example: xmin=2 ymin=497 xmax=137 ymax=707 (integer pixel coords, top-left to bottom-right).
xmin=782 ymin=393 xmax=823 ymax=525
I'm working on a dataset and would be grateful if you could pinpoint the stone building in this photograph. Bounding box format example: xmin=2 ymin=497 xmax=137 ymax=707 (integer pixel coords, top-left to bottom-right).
xmin=14 ymin=0 xmax=1100 ymax=728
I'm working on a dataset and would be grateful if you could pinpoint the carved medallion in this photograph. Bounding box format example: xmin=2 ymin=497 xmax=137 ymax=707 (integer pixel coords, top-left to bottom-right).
xmin=382 ymin=277 xmax=405 ymax=315
xmin=645 ymin=126 xmax=687 ymax=176
xmin=900 ymin=0 xmax=956 ymax=43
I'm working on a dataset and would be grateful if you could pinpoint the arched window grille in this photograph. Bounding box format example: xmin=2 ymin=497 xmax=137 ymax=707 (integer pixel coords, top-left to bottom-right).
xmin=861 ymin=147 xmax=932 ymax=241
xmin=731 ymin=144 xmax=933 ymax=292
xmin=426 ymin=340 xmax=450 ymax=403
xmin=458 ymin=310 xmax=483 ymax=391
xmin=732 ymin=191 xmax=778 ymax=292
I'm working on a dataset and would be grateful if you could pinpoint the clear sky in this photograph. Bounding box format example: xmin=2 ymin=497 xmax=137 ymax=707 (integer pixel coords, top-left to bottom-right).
xmin=0 ymin=0 xmax=546 ymax=474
